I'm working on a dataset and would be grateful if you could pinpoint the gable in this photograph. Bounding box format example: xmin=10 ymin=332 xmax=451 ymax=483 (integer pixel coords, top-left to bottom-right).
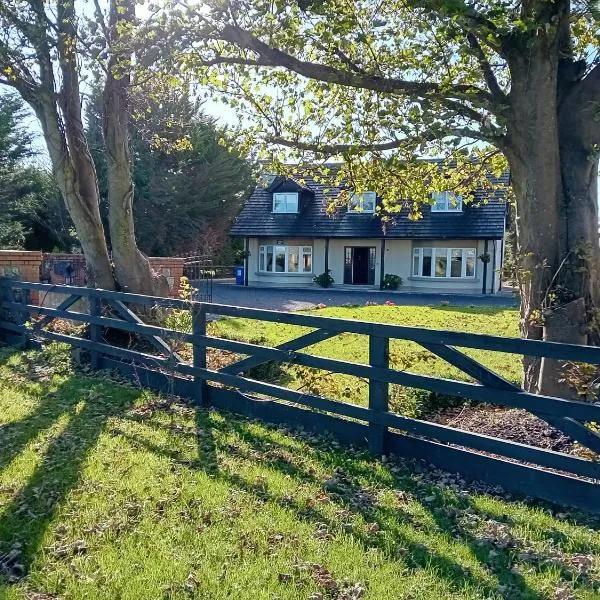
xmin=267 ymin=177 xmax=313 ymax=195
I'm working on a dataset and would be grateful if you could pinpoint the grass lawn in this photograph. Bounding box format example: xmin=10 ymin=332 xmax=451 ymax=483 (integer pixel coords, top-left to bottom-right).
xmin=210 ymin=304 xmax=522 ymax=413
xmin=1 ymin=345 xmax=599 ymax=600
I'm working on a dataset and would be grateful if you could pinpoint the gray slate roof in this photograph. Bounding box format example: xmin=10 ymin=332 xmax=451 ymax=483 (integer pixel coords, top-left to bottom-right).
xmin=231 ymin=168 xmax=508 ymax=240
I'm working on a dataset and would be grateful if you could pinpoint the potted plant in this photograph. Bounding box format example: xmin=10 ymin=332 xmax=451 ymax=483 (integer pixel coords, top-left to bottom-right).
xmin=382 ymin=274 xmax=403 ymax=290
xmin=313 ymin=270 xmax=334 ymax=288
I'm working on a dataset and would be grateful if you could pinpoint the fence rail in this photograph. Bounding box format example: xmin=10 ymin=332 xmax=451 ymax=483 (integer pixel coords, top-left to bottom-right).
xmin=1 ymin=279 xmax=600 ymax=512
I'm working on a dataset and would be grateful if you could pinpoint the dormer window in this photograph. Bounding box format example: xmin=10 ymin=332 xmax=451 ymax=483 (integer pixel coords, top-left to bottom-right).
xmin=348 ymin=191 xmax=376 ymax=213
xmin=273 ymin=192 xmax=299 ymax=213
xmin=432 ymin=191 xmax=463 ymax=212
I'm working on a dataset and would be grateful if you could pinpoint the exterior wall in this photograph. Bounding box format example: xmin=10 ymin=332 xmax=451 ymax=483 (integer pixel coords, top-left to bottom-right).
xmin=0 ymin=250 xmax=42 ymax=304
xmin=247 ymin=238 xmax=321 ymax=287
xmin=148 ymin=257 xmax=184 ymax=297
xmin=381 ymin=240 xmax=412 ymax=285
xmin=491 ymin=238 xmax=503 ymax=293
xmin=246 ymin=237 xmax=503 ymax=294
xmin=0 ymin=251 xmax=183 ymax=302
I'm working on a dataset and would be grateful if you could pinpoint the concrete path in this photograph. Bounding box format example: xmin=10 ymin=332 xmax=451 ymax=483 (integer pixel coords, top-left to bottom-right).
xmin=208 ymin=283 xmax=519 ymax=312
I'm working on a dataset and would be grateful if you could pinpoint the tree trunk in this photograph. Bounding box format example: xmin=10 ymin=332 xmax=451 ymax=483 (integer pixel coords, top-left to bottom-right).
xmin=103 ymin=0 xmax=169 ymax=297
xmin=32 ymin=94 xmax=115 ymax=290
xmin=505 ymin=34 xmax=563 ymax=392
xmin=505 ymin=18 xmax=600 ymax=397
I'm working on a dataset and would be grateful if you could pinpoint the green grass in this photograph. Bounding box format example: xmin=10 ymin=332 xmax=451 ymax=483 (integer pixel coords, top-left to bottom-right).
xmin=210 ymin=304 xmax=522 ymax=414
xmin=1 ymin=345 xmax=599 ymax=600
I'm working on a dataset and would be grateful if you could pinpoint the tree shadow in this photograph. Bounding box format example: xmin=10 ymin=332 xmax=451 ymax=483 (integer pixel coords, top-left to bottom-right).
xmin=120 ymin=405 xmax=551 ymax=599
xmin=1 ymin=343 xmax=596 ymax=598
xmin=0 ymin=358 xmax=140 ymax=581
xmin=201 ymin=415 xmax=600 ymax=597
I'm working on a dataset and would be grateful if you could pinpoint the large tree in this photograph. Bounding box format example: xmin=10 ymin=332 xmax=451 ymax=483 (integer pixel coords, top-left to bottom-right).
xmin=0 ymin=0 xmax=167 ymax=295
xmin=164 ymin=0 xmax=600 ymax=395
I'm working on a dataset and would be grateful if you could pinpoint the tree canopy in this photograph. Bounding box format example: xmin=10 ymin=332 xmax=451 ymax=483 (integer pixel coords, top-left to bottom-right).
xmin=86 ymin=88 xmax=253 ymax=257
xmin=0 ymin=93 xmax=74 ymax=251
xmin=156 ymin=0 xmax=600 ymax=395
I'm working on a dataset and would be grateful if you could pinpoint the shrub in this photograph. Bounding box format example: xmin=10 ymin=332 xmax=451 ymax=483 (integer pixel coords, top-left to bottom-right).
xmin=389 ymin=386 xmax=467 ymax=418
xmin=313 ymin=270 xmax=334 ymax=288
xmin=163 ymin=276 xmax=195 ymax=335
xmin=382 ymin=274 xmax=402 ymax=290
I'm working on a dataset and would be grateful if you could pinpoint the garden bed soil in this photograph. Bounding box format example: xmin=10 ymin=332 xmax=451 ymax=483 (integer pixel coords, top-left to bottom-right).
xmin=430 ymin=405 xmax=582 ymax=455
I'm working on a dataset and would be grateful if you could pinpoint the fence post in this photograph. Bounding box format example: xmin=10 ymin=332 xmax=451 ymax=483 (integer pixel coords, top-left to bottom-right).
xmin=368 ymin=335 xmax=389 ymax=456
xmin=18 ymin=286 xmax=30 ymax=349
xmin=89 ymin=296 xmax=102 ymax=370
xmin=0 ymin=278 xmax=6 ymax=345
xmin=192 ymin=303 xmax=207 ymax=405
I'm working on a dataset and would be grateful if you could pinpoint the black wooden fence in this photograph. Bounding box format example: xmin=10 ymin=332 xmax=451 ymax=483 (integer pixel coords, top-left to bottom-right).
xmin=1 ymin=279 xmax=600 ymax=512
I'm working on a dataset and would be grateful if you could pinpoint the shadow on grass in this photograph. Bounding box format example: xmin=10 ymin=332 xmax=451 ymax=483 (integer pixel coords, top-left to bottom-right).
xmin=0 ymin=349 xmax=140 ymax=579
xmin=119 ymin=404 xmax=565 ymax=600
xmin=1 ymin=344 xmax=597 ymax=598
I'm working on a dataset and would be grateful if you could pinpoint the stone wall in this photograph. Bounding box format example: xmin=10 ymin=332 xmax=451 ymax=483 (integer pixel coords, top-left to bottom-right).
xmin=0 ymin=250 xmax=184 ymax=301
xmin=148 ymin=257 xmax=184 ymax=298
xmin=0 ymin=251 xmax=43 ymax=304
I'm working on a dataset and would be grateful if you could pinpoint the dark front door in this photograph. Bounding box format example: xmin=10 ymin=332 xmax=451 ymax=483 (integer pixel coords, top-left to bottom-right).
xmin=344 ymin=247 xmax=376 ymax=285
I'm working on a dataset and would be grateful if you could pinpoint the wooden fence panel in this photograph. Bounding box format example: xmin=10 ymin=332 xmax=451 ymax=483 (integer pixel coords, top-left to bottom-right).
xmin=1 ymin=278 xmax=599 ymax=513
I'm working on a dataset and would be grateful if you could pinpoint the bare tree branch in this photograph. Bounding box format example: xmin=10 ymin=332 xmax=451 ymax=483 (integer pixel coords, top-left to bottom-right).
xmin=215 ymin=23 xmax=498 ymax=111
xmin=266 ymin=136 xmax=407 ymax=153
xmin=193 ymin=54 xmax=263 ymax=67
xmin=466 ymin=32 xmax=506 ymax=102
xmin=267 ymin=122 xmax=505 ymax=155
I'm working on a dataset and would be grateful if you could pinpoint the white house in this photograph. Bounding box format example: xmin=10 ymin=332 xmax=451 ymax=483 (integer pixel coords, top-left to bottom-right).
xmin=230 ymin=166 xmax=508 ymax=294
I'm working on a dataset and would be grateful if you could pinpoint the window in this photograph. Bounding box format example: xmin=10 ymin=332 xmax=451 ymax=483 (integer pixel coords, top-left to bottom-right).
xmin=431 ymin=191 xmax=463 ymax=212
xmin=259 ymin=245 xmax=312 ymax=273
xmin=348 ymin=191 xmax=376 ymax=213
xmin=412 ymin=248 xmax=476 ymax=278
xmin=273 ymin=192 xmax=299 ymax=213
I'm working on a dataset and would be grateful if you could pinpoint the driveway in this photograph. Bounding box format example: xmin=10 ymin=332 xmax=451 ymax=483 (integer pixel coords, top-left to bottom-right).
xmin=209 ymin=283 xmax=518 ymax=312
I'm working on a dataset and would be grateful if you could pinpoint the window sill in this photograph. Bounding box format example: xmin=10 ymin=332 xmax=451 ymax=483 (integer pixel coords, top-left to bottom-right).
xmin=256 ymin=271 xmax=313 ymax=276
xmin=408 ymin=276 xmax=479 ymax=282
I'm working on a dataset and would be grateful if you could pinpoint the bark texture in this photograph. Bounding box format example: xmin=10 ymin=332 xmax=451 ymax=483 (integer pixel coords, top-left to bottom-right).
xmin=21 ymin=1 xmax=115 ymax=289
xmin=103 ymin=0 xmax=169 ymax=297
xmin=32 ymin=94 xmax=114 ymax=290
xmin=503 ymin=0 xmax=600 ymax=397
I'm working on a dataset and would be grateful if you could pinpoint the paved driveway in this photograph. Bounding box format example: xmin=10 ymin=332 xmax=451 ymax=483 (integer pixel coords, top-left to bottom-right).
xmin=209 ymin=283 xmax=518 ymax=312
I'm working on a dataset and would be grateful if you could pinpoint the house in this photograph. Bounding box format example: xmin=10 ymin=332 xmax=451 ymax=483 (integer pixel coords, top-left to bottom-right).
xmin=230 ymin=165 xmax=508 ymax=294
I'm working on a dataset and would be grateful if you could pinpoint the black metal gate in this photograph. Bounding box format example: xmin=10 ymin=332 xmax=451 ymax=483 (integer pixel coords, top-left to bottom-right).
xmin=40 ymin=254 xmax=86 ymax=287
xmin=193 ymin=270 xmax=213 ymax=302
xmin=183 ymin=258 xmax=213 ymax=302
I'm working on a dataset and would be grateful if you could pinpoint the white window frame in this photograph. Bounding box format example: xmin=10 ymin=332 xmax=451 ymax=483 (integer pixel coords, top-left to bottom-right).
xmin=258 ymin=245 xmax=313 ymax=274
xmin=272 ymin=192 xmax=299 ymax=213
xmin=348 ymin=191 xmax=376 ymax=213
xmin=412 ymin=247 xmax=476 ymax=279
xmin=431 ymin=191 xmax=463 ymax=212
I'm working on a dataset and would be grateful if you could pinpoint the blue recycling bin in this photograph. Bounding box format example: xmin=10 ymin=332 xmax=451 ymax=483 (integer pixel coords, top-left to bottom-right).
xmin=235 ymin=266 xmax=245 ymax=285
